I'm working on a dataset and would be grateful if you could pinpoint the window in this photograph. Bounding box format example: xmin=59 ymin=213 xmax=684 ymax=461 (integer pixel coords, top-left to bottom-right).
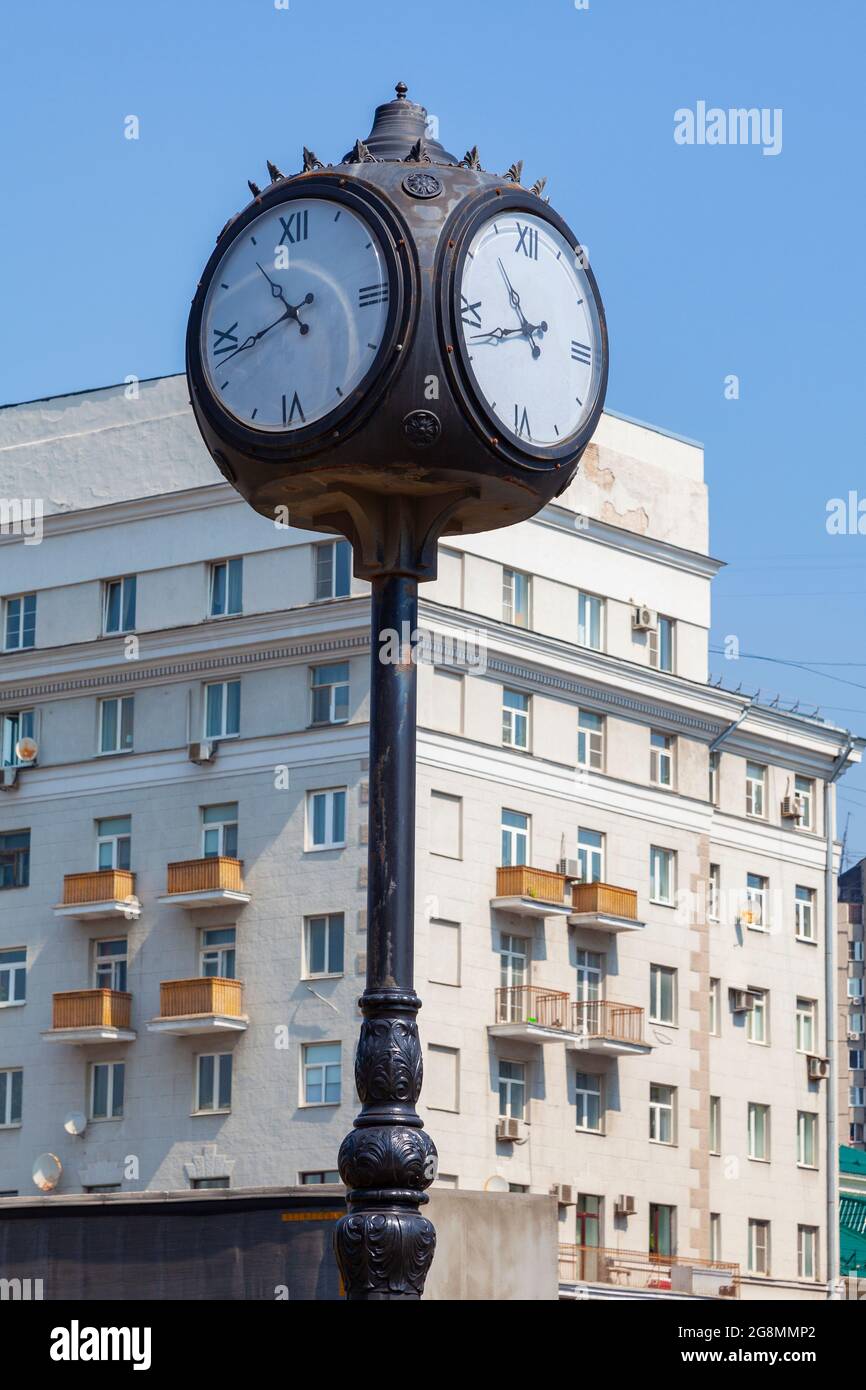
xmin=500 ymin=933 xmax=528 ymax=994
xmin=650 ymin=731 xmax=675 ymax=787
xmin=502 ymin=567 xmax=531 ymax=627
xmin=429 ymin=919 xmax=461 ymax=987
xmin=578 ymin=591 xmax=604 ymax=650
xmin=744 ymin=873 xmax=768 ymax=930
xmin=96 ymin=816 xmax=131 ymax=871
xmin=304 ymin=913 xmax=344 ymax=977
xmin=852 ymin=1123 xmax=866 ymax=1144
xmin=747 ymin=990 xmax=768 ymax=1044
xmin=195 ymin=1053 xmax=232 ymax=1113
xmin=202 ymin=802 xmax=238 ymax=858
xmin=709 ymin=1096 xmax=721 ymax=1154
xmin=2 ymin=710 xmax=35 ymax=767
xmin=708 ymin=863 xmax=720 ymax=920
xmin=303 ymin=1042 xmax=340 ymax=1106
xmin=103 ymin=576 xmax=137 ymax=634
xmin=310 ymin=662 xmax=350 ymax=725
xmin=204 ymin=680 xmax=241 ymax=739
xmin=709 ymin=751 xmax=719 ymax=806
xmin=710 ymin=1213 xmax=721 ymax=1262
xmin=797 ymin=1111 xmax=817 ymax=1168
xmin=93 ymin=938 xmax=127 ymax=992
xmin=851 ymin=940 xmax=866 ymax=963
xmin=4 ymin=593 xmax=36 ymax=650
xmin=577 ymin=710 xmax=604 ymax=770
xmin=0 ymin=948 xmax=26 ymax=1007
xmin=85 ymin=1184 xmax=122 ymax=1193
xmin=90 ymin=1061 xmax=125 ymax=1120
xmin=649 ymin=964 xmax=677 ymax=1025
xmin=99 ymin=696 xmax=134 ymax=754
xmin=649 ymin=1203 xmax=676 ymax=1257
xmin=498 ymin=1060 xmax=526 ymax=1120
xmin=795 ymin=776 xmax=814 ymax=829
xmin=307 ymin=788 xmax=346 ymax=849
xmin=502 ymin=689 xmax=529 ymax=749
xmin=709 ymin=978 xmax=721 ymax=1036
xmin=575 ymin=1072 xmax=602 ymax=1132
xmin=649 ymin=615 xmax=675 ymax=672
xmin=0 ymin=1069 xmax=22 ymax=1127
xmin=576 ymin=1194 xmax=602 ymax=1248
xmin=798 ymin=1225 xmax=818 ymax=1280
xmin=209 ymin=558 xmax=243 ymax=616
xmin=849 ymin=979 xmax=865 ymax=1001
xmin=201 ymin=927 xmax=236 ymax=979
xmin=431 ymin=791 xmax=462 ymax=860
xmin=578 ymin=828 xmax=604 ymax=884
xmin=426 ymin=1044 xmax=460 ymax=1112
xmin=850 ymin=1086 xmax=866 ymax=1107
xmin=746 ymin=761 xmax=766 ymax=818
xmin=649 ymin=1084 xmax=675 ymax=1144
xmin=576 ymin=949 xmax=603 ymax=1002
xmin=748 ymin=1219 xmax=770 ymax=1275
xmin=300 ymin=1170 xmax=341 ymax=1185
xmin=748 ymin=1102 xmax=770 ymax=1161
xmin=850 ymin=1049 xmax=865 ymax=1071
xmin=501 ymin=809 xmax=529 ymax=868
xmin=796 ymin=998 xmax=816 ymax=1054
xmin=795 ymin=885 xmax=816 ymax=942
xmin=650 ymin=846 xmax=675 ymax=905
xmin=851 ymin=1012 xmax=866 ymax=1033
xmin=315 ymin=540 xmax=351 ymax=600
xmin=0 ymin=831 xmax=30 ymax=889
xmin=191 ymin=1177 xmax=230 ymax=1190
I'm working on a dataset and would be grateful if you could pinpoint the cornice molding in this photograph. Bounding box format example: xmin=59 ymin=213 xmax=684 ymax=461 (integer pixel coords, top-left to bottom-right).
xmin=534 ymin=502 xmax=725 ymax=580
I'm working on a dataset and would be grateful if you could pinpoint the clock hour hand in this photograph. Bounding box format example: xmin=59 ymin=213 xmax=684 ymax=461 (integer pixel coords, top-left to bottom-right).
xmin=468 ymin=326 xmax=524 ymax=342
xmin=256 ymin=261 xmax=314 ymax=334
xmin=497 ymin=257 xmax=545 ymax=358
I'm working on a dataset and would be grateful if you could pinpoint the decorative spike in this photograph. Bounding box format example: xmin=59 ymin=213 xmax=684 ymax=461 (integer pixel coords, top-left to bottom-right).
xmin=460 ymin=146 xmax=482 ymax=170
xmin=266 ymin=159 xmax=285 ymax=183
xmin=347 ymin=138 xmax=377 ymax=164
xmin=504 ymin=160 xmax=524 ymax=183
xmin=406 ymin=137 xmax=432 ymax=164
xmin=247 ymin=180 xmax=262 ymax=198
xmin=302 ymin=147 xmax=324 ymax=172
xmin=530 ymin=176 xmax=547 ymax=198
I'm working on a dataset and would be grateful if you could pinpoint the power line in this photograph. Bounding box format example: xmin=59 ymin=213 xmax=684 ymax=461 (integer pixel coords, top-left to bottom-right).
xmin=709 ymin=648 xmax=866 ymax=694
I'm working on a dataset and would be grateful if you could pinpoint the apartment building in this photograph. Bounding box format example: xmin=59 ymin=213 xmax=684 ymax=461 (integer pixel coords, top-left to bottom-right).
xmin=0 ymin=374 xmax=860 ymax=1300
xmin=838 ymin=858 xmax=866 ymax=1150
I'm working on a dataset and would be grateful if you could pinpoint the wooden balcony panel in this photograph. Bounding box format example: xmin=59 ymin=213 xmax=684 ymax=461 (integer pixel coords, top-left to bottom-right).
xmin=496 ymin=865 xmax=568 ymax=904
xmin=571 ymin=881 xmax=638 ymax=921
xmin=166 ymin=857 xmax=245 ymax=895
xmin=56 ymin=870 xmax=139 ymax=919
xmin=158 ymin=976 xmax=244 ymax=1019
xmin=52 ymin=989 xmax=132 ymax=1031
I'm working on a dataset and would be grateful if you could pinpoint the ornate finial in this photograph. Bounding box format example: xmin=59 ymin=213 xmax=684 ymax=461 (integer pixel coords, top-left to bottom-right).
xmin=395 ymin=81 xmax=408 ymax=100
xmin=406 ymin=137 xmax=432 ymax=164
xmin=504 ymin=160 xmax=524 ymax=184
xmin=302 ymin=147 xmax=325 ymax=172
xmin=460 ymin=146 xmax=482 ymax=170
xmin=247 ymin=179 xmax=262 ymax=198
xmin=266 ymin=159 xmax=284 ymax=183
xmin=530 ymin=176 xmax=547 ymax=198
xmin=347 ymin=138 xmax=378 ymax=164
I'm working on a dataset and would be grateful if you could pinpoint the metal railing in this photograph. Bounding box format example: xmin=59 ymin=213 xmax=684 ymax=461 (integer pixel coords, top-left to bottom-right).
xmin=558 ymin=1244 xmax=739 ymax=1297
xmin=570 ymin=1000 xmax=645 ymax=1045
xmin=495 ymin=985 xmax=570 ymax=1029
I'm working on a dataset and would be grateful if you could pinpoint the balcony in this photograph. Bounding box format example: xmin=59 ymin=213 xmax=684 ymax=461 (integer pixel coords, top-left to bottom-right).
xmin=559 ymin=1245 xmax=739 ymax=1299
xmin=146 ymin=977 xmax=248 ymax=1035
xmin=489 ymin=986 xmax=587 ymax=1045
xmin=567 ymin=1000 xmax=651 ymax=1056
xmin=568 ymin=882 xmax=645 ymax=935
xmin=54 ymin=870 xmax=140 ymax=922
xmin=42 ymin=989 xmax=135 ymax=1045
xmin=491 ymin=866 xmax=572 ymax=919
xmin=156 ymin=857 xmax=250 ymax=909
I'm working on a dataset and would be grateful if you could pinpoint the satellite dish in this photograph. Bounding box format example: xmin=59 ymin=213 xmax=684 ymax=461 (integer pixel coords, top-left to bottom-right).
xmin=33 ymin=1153 xmax=62 ymax=1192
xmin=63 ymin=1111 xmax=87 ymax=1137
xmin=15 ymin=736 xmax=38 ymax=764
xmin=483 ymin=1174 xmax=509 ymax=1193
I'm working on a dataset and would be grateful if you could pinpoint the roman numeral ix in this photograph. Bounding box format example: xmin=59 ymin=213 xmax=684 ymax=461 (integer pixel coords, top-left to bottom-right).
xmin=212 ymin=323 xmax=239 ymax=355
xmin=460 ymin=294 xmax=482 ymax=328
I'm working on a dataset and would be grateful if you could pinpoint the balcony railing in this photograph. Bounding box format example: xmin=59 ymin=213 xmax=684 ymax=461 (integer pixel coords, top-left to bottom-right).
xmin=571 ymin=881 xmax=638 ymax=920
xmin=570 ymin=1000 xmax=646 ymax=1046
xmin=51 ymin=989 xmax=132 ymax=1031
xmin=558 ymin=1244 xmax=739 ymax=1298
xmin=495 ymin=865 xmax=568 ymax=905
xmin=165 ymin=857 xmax=245 ymax=896
xmin=158 ymin=977 xmax=244 ymax=1019
xmin=495 ymin=985 xmax=571 ymax=1029
xmin=61 ymin=869 xmax=136 ymax=906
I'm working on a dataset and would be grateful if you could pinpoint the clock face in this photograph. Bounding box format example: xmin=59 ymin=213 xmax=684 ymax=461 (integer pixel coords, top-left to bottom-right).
xmin=200 ymin=197 xmax=393 ymax=432
xmin=455 ymin=210 xmax=604 ymax=450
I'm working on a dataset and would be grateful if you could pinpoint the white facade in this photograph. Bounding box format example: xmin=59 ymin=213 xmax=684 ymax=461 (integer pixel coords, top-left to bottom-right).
xmin=0 ymin=374 xmax=860 ymax=1300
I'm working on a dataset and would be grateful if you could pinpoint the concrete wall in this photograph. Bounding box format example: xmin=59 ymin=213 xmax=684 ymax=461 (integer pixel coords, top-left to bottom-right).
xmin=424 ymin=1189 xmax=559 ymax=1300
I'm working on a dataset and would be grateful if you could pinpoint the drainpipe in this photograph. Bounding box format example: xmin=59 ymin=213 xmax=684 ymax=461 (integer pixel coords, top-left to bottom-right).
xmin=825 ymin=735 xmax=854 ymax=1296
xmin=708 ymin=697 xmax=754 ymax=755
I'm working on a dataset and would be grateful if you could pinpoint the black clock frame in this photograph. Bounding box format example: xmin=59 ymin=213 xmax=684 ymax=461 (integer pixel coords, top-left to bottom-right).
xmin=437 ymin=187 xmax=609 ymax=470
xmin=186 ymin=176 xmax=417 ymax=459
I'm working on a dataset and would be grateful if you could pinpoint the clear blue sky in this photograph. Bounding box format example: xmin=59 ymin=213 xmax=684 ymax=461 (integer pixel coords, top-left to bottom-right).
xmin=4 ymin=0 xmax=866 ymax=855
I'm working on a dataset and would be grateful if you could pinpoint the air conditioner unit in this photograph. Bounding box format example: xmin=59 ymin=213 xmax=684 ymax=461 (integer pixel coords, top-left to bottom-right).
xmin=730 ymin=988 xmax=756 ymax=1013
xmin=550 ymin=1183 xmax=576 ymax=1206
xmin=614 ymin=1193 xmax=636 ymax=1216
xmin=781 ymin=795 xmax=804 ymax=821
xmin=558 ymin=858 xmax=581 ymax=880
xmin=848 ymin=1030 xmax=864 ymax=1042
xmin=496 ymin=1117 xmax=523 ymax=1143
xmin=632 ymin=605 xmax=656 ymax=632
xmin=807 ymin=1056 xmax=830 ymax=1081
xmin=188 ymin=741 xmax=216 ymax=765
xmin=0 ymin=766 xmax=19 ymax=791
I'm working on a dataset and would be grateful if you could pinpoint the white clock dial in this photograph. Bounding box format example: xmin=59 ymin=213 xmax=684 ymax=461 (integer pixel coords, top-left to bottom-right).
xmin=456 ymin=210 xmax=603 ymax=448
xmin=201 ymin=197 xmax=392 ymax=431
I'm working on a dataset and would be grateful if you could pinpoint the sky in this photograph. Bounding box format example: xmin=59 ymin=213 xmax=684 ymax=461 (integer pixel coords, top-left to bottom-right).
xmin=2 ymin=0 xmax=866 ymax=855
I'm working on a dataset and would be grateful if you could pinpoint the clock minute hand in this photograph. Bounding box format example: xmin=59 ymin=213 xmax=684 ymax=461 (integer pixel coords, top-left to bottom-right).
xmin=256 ymin=261 xmax=314 ymax=335
xmin=216 ymin=306 xmax=293 ymax=365
xmin=497 ymin=256 xmax=544 ymax=358
xmin=468 ymin=326 xmax=524 ymax=342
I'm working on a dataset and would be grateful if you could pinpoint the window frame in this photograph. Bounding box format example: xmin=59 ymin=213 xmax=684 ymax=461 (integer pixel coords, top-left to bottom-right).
xmin=90 ymin=1060 xmax=125 ymax=1121
xmin=797 ymin=1224 xmax=818 ymax=1281
xmin=310 ymin=662 xmax=350 ymax=726
xmin=577 ymin=827 xmax=604 ymax=885
xmin=95 ymin=816 xmax=131 ymax=872
xmin=795 ymin=997 xmax=817 ymax=1054
xmin=502 ymin=567 xmax=531 ymax=628
xmin=0 ymin=947 xmax=26 ymax=1008
xmin=746 ymin=761 xmax=767 ymax=819
xmin=498 ymin=1058 xmax=527 ymax=1121
xmin=314 ymin=540 xmax=351 ymax=601
xmin=92 ymin=937 xmax=128 ymax=993
xmin=501 ymin=809 xmax=530 ymax=868
xmin=201 ymin=802 xmax=239 ymax=859
xmin=746 ymin=989 xmax=769 ymax=1045
xmin=203 ymin=680 xmax=241 ymax=740
xmin=577 ymin=590 xmax=605 ymax=651
xmin=3 ymin=593 xmax=36 ymax=651
xmin=709 ymin=1095 xmax=721 ymax=1155
xmin=747 ymin=1102 xmax=771 ymax=1162
xmin=796 ymin=1110 xmax=818 ymax=1169
xmin=649 ymin=963 xmax=677 ymax=1026
xmin=650 ymin=845 xmax=676 ymax=906
xmin=200 ymin=926 xmax=236 ymax=979
xmin=501 ymin=687 xmax=530 ymax=750
xmin=306 ymin=788 xmax=347 ymax=851
xmin=794 ymin=775 xmax=814 ymax=830
xmin=748 ymin=1218 xmax=770 ymax=1276
xmin=98 ymin=695 xmax=134 ymax=755
xmin=649 ymin=615 xmax=675 ymax=673
xmin=1 ymin=709 xmax=35 ymax=768
xmin=649 ymin=1083 xmax=676 ymax=1145
xmin=302 ymin=1040 xmax=342 ymax=1107
xmin=577 ymin=709 xmax=604 ymax=771
xmin=795 ymin=885 xmax=816 ymax=942
xmin=0 ymin=830 xmax=30 ymax=890
xmin=194 ymin=1052 xmax=233 ymax=1114
xmin=102 ymin=575 xmax=137 ymax=635
xmin=303 ymin=912 xmax=345 ymax=978
xmin=209 ymin=557 xmax=243 ymax=618
xmin=575 ymin=1070 xmax=602 ymax=1133
xmin=0 ymin=1067 xmax=23 ymax=1127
